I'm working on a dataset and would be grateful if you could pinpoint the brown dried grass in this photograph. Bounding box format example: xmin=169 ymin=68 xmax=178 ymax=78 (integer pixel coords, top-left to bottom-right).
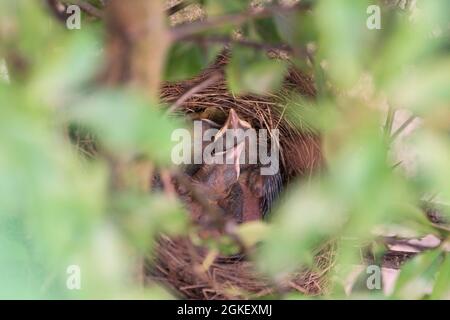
xmin=147 ymin=235 xmax=336 ymax=300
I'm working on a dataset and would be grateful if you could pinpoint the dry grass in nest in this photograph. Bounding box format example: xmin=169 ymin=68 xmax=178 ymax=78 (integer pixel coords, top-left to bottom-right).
xmin=147 ymin=235 xmax=336 ymax=300
xmin=144 ymin=54 xmax=334 ymax=299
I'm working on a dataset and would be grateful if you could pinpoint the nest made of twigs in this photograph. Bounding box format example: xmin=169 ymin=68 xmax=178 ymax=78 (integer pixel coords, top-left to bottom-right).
xmin=145 ymin=53 xmax=331 ymax=299
xmin=146 ymin=235 xmax=336 ymax=300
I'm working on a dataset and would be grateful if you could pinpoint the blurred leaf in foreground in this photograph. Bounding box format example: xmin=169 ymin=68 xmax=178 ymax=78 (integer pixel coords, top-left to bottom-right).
xmin=67 ymin=90 xmax=185 ymax=166
xmin=392 ymin=249 xmax=443 ymax=299
xmin=226 ymin=46 xmax=287 ymax=95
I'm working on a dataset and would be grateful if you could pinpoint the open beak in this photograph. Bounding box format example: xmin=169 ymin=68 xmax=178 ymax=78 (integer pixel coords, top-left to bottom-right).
xmin=215 ymin=109 xmax=252 ymax=142
xmin=228 ymin=141 xmax=244 ymax=178
xmin=213 ymin=109 xmax=251 ymax=179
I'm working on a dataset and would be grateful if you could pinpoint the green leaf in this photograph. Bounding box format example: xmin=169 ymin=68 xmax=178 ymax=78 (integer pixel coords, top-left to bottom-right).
xmin=253 ymin=18 xmax=283 ymax=44
xmin=0 ymin=88 xmax=109 ymax=298
xmin=0 ymin=0 xmax=62 ymax=66
xmin=67 ymin=90 xmax=185 ymax=165
xmin=236 ymin=221 xmax=270 ymax=248
xmin=373 ymin=0 xmax=450 ymax=88
xmin=316 ymin=0 xmax=374 ymax=88
xmin=408 ymin=132 xmax=450 ymax=214
xmin=274 ymin=11 xmax=317 ymax=46
xmin=430 ymin=252 xmax=450 ymax=299
xmin=226 ymin=47 xmax=287 ymax=95
xmin=29 ymin=28 xmax=103 ymax=107
xmin=256 ymin=181 xmax=344 ymax=276
xmin=205 ymin=0 xmax=250 ymax=15
xmin=392 ymin=249 xmax=443 ymax=299
xmin=114 ymin=193 xmax=188 ymax=253
xmin=386 ymin=59 xmax=450 ymax=114
xmin=164 ymin=43 xmax=208 ymax=82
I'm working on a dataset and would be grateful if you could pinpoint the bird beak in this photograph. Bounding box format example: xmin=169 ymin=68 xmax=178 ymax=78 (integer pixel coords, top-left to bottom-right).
xmin=213 ymin=139 xmax=245 ymax=180
xmin=228 ymin=141 xmax=244 ymax=178
xmin=215 ymin=109 xmax=252 ymax=142
xmin=213 ymin=109 xmax=251 ymax=180
xmin=229 ymin=109 xmax=241 ymax=132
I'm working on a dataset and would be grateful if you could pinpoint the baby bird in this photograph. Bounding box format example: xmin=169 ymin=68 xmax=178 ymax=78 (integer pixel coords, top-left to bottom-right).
xmin=213 ymin=109 xmax=282 ymax=221
xmin=192 ymin=109 xmax=281 ymax=223
xmin=173 ymin=108 xmax=282 ymax=225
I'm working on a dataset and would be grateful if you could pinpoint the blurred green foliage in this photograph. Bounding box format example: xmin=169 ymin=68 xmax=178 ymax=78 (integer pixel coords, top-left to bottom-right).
xmin=0 ymin=0 xmax=449 ymax=299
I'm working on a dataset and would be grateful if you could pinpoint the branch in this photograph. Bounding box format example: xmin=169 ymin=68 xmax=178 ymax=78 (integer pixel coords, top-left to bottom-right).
xmin=46 ymin=0 xmax=70 ymax=22
xmin=166 ymin=0 xmax=195 ymax=16
xmin=51 ymin=0 xmax=198 ymax=21
xmin=170 ymin=3 xmax=312 ymax=40
xmin=391 ymin=115 xmax=417 ymax=141
xmin=104 ymin=0 xmax=170 ymax=98
xmin=60 ymin=0 xmax=104 ymax=19
xmin=384 ymin=105 xmax=396 ymax=137
xmin=166 ymin=71 xmax=222 ymax=115
xmin=181 ymin=35 xmax=295 ymax=54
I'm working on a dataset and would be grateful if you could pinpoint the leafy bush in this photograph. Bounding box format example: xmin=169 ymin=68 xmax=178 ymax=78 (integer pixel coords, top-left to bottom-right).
xmin=0 ymin=0 xmax=448 ymax=299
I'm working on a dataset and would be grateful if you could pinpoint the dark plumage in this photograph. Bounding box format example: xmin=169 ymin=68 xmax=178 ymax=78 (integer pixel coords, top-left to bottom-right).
xmin=181 ymin=109 xmax=282 ymax=223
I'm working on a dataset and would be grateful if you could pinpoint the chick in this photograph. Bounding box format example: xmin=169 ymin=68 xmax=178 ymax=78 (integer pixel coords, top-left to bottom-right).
xmin=214 ymin=109 xmax=282 ymax=221
xmin=177 ymin=108 xmax=282 ymax=224
xmin=183 ymin=118 xmax=221 ymax=177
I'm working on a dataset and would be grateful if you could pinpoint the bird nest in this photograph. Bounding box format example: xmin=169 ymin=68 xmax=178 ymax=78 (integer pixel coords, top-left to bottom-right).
xmin=160 ymin=53 xmax=322 ymax=183
xmin=145 ymin=54 xmax=333 ymax=299
xmin=147 ymin=235 xmax=336 ymax=299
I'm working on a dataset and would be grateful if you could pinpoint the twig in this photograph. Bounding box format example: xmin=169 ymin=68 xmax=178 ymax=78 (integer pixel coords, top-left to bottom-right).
xmin=391 ymin=160 xmax=403 ymax=169
xmin=166 ymin=71 xmax=222 ymax=115
xmin=170 ymin=3 xmax=312 ymax=40
xmin=171 ymin=12 xmax=253 ymax=40
xmin=391 ymin=115 xmax=417 ymax=141
xmin=51 ymin=0 xmax=196 ymax=21
xmin=181 ymin=35 xmax=295 ymax=54
xmin=46 ymin=0 xmax=70 ymax=21
xmin=60 ymin=0 xmax=104 ymax=18
xmin=384 ymin=105 xmax=396 ymax=138
xmin=167 ymin=0 xmax=195 ymax=16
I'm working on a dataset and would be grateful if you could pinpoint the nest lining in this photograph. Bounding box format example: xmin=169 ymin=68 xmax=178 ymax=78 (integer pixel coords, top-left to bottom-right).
xmin=147 ymin=236 xmax=336 ymax=300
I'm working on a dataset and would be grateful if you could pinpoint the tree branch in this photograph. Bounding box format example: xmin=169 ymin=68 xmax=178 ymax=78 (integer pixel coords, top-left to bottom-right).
xmin=167 ymin=0 xmax=195 ymax=16
xmin=166 ymin=71 xmax=222 ymax=115
xmin=104 ymin=0 xmax=170 ymax=98
xmin=391 ymin=115 xmax=417 ymax=141
xmin=181 ymin=35 xmax=295 ymax=54
xmin=60 ymin=0 xmax=104 ymax=19
xmin=384 ymin=105 xmax=396 ymax=137
xmin=46 ymin=0 xmax=70 ymax=22
xmin=170 ymin=3 xmax=312 ymax=40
